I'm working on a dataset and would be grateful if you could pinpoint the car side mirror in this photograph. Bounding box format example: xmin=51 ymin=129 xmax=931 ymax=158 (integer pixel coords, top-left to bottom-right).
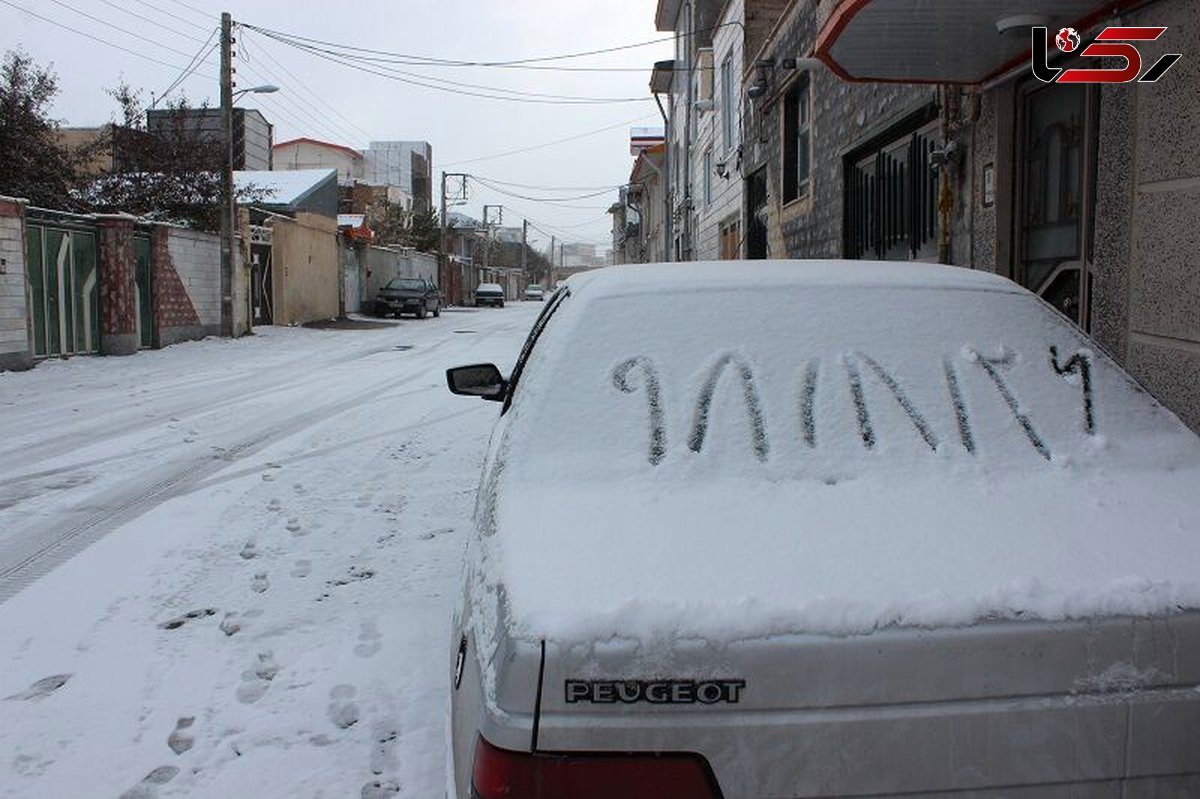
xmin=446 ymin=364 xmax=506 ymax=401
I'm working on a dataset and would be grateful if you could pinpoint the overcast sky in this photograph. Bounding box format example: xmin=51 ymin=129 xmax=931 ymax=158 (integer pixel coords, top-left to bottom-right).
xmin=1 ymin=0 xmax=673 ymax=253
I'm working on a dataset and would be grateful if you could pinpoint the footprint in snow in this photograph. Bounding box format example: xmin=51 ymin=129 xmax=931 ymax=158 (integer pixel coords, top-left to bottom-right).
xmin=219 ymin=613 xmax=241 ymax=637
xmin=355 ymin=621 xmax=382 ymax=658
xmin=235 ymin=652 xmax=278 ymax=704
xmin=291 ymin=560 xmax=312 ymax=579
xmin=239 ymin=542 xmax=258 ymax=560
xmin=286 ymin=517 xmax=304 ymax=535
xmin=167 ymin=717 xmax=195 ymax=755
xmin=118 ymin=765 xmax=179 ymax=799
xmin=261 ymin=472 xmax=276 ymax=482
xmin=250 ymin=572 xmax=270 ymax=594
xmin=327 ymin=684 xmax=359 ymax=729
xmin=267 ymin=498 xmax=282 ymax=512
xmin=361 ymin=780 xmax=401 ymax=798
xmin=369 ymin=725 xmax=399 ymax=777
xmin=158 ymin=608 xmax=217 ymax=631
xmin=5 ymin=674 xmax=71 ymax=701
xmin=293 ymin=483 xmax=307 ymax=495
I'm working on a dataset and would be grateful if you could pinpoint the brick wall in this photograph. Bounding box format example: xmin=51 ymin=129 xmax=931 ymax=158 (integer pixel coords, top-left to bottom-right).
xmin=149 ymin=225 xmax=211 ymax=348
xmin=0 ymin=197 xmax=32 ymax=371
xmin=95 ymin=215 xmax=138 ymax=356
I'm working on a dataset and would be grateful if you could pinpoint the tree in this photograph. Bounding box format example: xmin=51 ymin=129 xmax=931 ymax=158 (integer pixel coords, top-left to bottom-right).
xmin=0 ymin=50 xmax=82 ymax=208
xmin=83 ymin=84 xmax=264 ymax=230
xmin=369 ymin=201 xmax=440 ymax=253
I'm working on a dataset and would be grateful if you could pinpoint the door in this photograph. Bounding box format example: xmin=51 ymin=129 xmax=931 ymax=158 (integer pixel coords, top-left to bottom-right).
xmin=250 ymin=243 xmax=273 ymax=325
xmin=1016 ymin=82 xmax=1097 ymax=330
xmin=135 ymin=235 xmax=153 ymax=348
xmin=745 ymin=167 xmax=768 ymax=259
xmin=26 ymin=221 xmax=99 ymax=358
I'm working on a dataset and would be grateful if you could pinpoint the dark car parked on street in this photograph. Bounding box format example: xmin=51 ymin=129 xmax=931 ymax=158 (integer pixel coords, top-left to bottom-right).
xmin=373 ymin=277 xmax=441 ymax=319
xmin=474 ymin=282 xmax=505 ymax=308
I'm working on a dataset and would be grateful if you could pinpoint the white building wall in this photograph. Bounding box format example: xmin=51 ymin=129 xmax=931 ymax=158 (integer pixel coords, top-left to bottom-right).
xmin=273 ymin=141 xmax=361 ymax=184
xmin=167 ymin=227 xmax=222 ymax=328
xmin=0 ymin=201 xmax=32 ymax=369
xmin=693 ymin=0 xmax=745 ymax=260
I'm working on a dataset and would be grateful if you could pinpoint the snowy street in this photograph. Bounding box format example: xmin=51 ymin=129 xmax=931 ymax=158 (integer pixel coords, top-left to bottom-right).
xmin=0 ymin=303 xmax=540 ymax=798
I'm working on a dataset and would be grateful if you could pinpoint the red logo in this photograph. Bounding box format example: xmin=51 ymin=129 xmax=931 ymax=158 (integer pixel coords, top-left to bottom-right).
xmin=1032 ymin=26 xmax=1182 ymax=84
xmin=1055 ymin=27 xmax=1081 ymax=52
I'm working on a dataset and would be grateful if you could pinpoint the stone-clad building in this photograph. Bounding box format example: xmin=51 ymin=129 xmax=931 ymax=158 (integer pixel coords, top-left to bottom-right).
xmin=646 ymin=0 xmax=1199 ymax=431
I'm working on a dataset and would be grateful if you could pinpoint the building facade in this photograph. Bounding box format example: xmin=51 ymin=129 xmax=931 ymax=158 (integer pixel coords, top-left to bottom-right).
xmin=146 ymin=107 xmax=273 ymax=170
xmin=362 ymin=141 xmax=433 ymax=213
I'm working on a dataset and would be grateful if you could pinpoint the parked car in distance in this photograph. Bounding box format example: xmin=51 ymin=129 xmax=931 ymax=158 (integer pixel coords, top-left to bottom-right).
xmin=373 ymin=276 xmax=441 ymax=319
xmin=445 ymin=261 xmax=1200 ymax=798
xmin=474 ymin=282 xmax=505 ymax=308
xmin=524 ymin=284 xmax=544 ymax=302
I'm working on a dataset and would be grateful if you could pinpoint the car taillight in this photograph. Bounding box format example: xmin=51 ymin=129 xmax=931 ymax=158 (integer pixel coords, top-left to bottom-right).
xmin=471 ymin=736 xmax=720 ymax=799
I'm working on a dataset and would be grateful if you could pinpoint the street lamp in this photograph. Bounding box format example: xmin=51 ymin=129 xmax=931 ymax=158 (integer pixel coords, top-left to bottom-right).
xmin=233 ymin=84 xmax=279 ymax=100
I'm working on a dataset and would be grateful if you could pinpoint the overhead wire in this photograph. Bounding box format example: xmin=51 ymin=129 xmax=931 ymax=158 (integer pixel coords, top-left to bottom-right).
xmin=437 ymin=113 xmax=658 ymax=167
xmin=153 ymin=26 xmax=218 ymax=106
xmin=237 ymin=33 xmax=367 ymax=146
xmin=95 ymin=0 xmax=201 ymax=41
xmin=0 ymin=0 xmax=219 ymax=77
xmin=240 ymin=28 xmax=375 ymax=144
xmin=249 ymin=29 xmax=652 ymax=105
xmin=242 ymin=22 xmax=729 ymax=68
xmin=42 ymin=0 xmax=204 ymax=60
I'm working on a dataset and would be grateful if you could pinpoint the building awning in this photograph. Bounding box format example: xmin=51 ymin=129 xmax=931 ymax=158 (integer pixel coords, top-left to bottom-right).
xmin=815 ymin=0 xmax=1129 ymax=84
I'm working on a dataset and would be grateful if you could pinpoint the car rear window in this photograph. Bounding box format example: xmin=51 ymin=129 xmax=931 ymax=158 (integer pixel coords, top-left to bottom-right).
xmin=501 ymin=286 xmax=1195 ymax=481
xmin=386 ymin=278 xmax=425 ymax=290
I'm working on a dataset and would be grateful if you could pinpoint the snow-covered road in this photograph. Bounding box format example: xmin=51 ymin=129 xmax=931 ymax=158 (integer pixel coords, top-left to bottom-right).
xmin=0 ymin=304 xmax=540 ymax=798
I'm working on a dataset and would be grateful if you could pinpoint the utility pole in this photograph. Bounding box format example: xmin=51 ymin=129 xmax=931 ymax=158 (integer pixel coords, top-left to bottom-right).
xmin=549 ymin=235 xmax=555 ymax=286
xmin=438 ymin=170 xmax=448 ymax=301
xmin=219 ymin=11 xmax=234 ymax=337
xmin=520 ymin=219 xmax=528 ymax=281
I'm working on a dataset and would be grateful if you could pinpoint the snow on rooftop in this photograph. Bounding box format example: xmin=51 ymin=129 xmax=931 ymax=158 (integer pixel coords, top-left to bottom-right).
xmin=235 ymin=169 xmax=335 ymax=206
xmin=337 ymin=214 xmax=366 ymax=228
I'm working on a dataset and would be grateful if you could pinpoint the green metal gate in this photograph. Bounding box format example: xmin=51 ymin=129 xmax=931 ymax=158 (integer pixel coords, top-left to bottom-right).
xmin=26 ymin=212 xmax=99 ymax=358
xmin=135 ymin=234 xmax=153 ymax=349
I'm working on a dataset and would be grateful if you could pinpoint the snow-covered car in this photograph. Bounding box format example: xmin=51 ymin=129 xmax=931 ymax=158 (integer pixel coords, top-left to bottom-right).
xmin=474 ymin=283 xmax=505 ymax=308
xmin=373 ymin=276 xmax=441 ymax=318
xmin=524 ymin=284 xmax=544 ymax=302
xmin=444 ymin=261 xmax=1200 ymax=798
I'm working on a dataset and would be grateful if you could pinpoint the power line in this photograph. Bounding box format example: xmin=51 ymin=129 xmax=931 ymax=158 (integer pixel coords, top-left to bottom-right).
xmin=154 ymin=27 xmax=218 ymax=106
xmin=0 ymin=0 xmax=218 ymax=78
xmin=237 ymin=36 xmax=367 ymax=146
xmin=437 ymin=113 xmax=657 ymax=167
xmin=471 ymin=176 xmax=622 ymax=204
xmin=95 ymin=0 xmax=199 ymax=41
xmin=160 ymin=0 xmax=209 ymax=23
xmin=252 ymin=30 xmax=652 ymax=105
xmin=242 ymin=22 xmax=729 ymax=68
xmin=241 ymin=29 xmax=375 ymax=144
xmin=42 ymin=0 xmax=202 ymax=60
xmin=131 ymin=0 xmax=211 ymax=31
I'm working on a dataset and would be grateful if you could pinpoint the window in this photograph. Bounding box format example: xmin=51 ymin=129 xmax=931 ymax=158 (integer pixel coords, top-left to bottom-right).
xmin=720 ymin=54 xmax=735 ymax=152
xmin=844 ymin=118 xmax=939 ymax=261
xmin=782 ymin=75 xmax=811 ymax=203
xmin=703 ymin=148 xmax=713 ymax=206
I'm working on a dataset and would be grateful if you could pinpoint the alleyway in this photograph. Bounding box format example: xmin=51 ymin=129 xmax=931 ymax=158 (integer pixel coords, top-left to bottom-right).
xmin=0 ymin=304 xmax=540 ymax=798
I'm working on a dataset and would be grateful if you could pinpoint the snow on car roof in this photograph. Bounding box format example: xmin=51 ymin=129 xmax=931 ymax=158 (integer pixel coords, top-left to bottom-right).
xmin=562 ymin=260 xmax=1019 ymax=297
xmin=471 ymin=266 xmax=1200 ymax=648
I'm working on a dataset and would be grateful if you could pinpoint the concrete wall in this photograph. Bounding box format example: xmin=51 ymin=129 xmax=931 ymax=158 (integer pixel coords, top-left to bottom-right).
xmin=271 ymin=212 xmax=339 ymax=326
xmin=1090 ymin=0 xmax=1200 ymax=431
xmin=0 ymin=197 xmax=32 ymax=371
xmin=364 ymin=246 xmax=438 ymax=299
xmin=151 ymin=225 xmax=222 ymax=346
xmin=339 ymin=241 xmax=364 ymax=315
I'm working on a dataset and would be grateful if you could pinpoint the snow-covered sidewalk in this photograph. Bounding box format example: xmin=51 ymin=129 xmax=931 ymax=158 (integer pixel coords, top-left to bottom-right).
xmin=0 ymin=305 xmax=539 ymax=798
